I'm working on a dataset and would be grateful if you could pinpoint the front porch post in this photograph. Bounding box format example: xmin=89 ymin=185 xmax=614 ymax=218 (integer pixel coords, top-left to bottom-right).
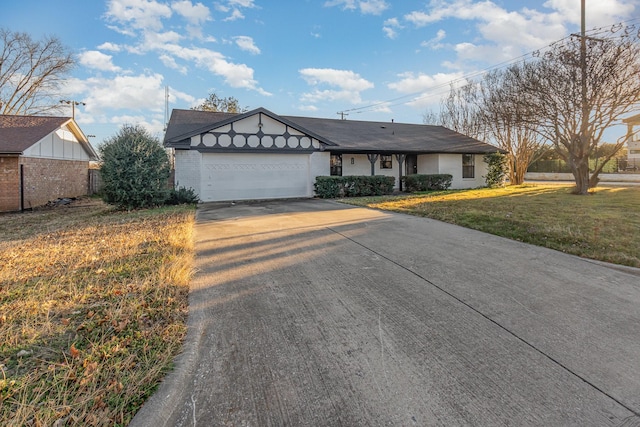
xmin=395 ymin=153 xmax=406 ymax=191
xmin=367 ymin=154 xmax=379 ymax=176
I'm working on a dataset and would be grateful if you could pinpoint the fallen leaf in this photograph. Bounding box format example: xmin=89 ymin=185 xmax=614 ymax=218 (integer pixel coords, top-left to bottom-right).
xmin=70 ymin=343 xmax=80 ymax=358
xmin=61 ymin=318 xmax=71 ymax=326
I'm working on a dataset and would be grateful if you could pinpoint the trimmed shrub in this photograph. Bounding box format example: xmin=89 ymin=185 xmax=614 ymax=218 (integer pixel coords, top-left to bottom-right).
xmin=99 ymin=125 xmax=171 ymax=209
xmin=315 ymin=175 xmax=395 ymax=198
xmin=402 ymin=174 xmax=452 ymax=192
xmin=483 ymin=152 xmax=508 ymax=188
xmin=166 ymin=186 xmax=200 ymax=205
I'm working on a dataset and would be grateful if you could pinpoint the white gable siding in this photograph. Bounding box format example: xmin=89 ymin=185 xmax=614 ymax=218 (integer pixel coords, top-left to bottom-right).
xmin=22 ymin=126 xmax=90 ymax=161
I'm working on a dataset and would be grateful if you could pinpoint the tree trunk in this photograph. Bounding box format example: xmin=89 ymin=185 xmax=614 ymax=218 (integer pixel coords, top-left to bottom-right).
xmin=570 ymin=158 xmax=590 ymax=194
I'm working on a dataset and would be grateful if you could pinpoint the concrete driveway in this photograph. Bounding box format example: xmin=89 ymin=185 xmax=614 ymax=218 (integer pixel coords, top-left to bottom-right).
xmin=132 ymin=199 xmax=640 ymax=426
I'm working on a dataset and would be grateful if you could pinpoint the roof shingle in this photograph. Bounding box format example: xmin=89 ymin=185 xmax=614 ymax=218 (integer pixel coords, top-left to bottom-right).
xmin=164 ymin=108 xmax=500 ymax=154
xmin=0 ymin=115 xmax=71 ymax=154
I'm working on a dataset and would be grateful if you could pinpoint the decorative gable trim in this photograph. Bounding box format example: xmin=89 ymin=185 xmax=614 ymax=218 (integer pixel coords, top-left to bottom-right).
xmin=166 ymin=107 xmax=335 ymax=152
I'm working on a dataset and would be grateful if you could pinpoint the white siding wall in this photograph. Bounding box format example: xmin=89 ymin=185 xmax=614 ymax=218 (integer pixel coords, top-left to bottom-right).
xmin=628 ymin=140 xmax=640 ymax=160
xmin=22 ymin=127 xmax=90 ymax=161
xmin=417 ymin=154 xmax=439 ymax=174
xmin=438 ymin=154 xmax=487 ymax=189
xmin=174 ymin=149 xmax=202 ymax=196
xmin=342 ymin=154 xmax=371 ymax=176
xmin=310 ymin=152 xmax=330 ymax=179
xmin=341 ymin=154 xmax=399 ymax=187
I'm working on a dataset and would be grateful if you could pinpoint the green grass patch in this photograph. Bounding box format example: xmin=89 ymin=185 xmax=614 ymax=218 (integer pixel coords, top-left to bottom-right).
xmin=0 ymin=199 xmax=195 ymax=426
xmin=342 ymin=185 xmax=640 ymax=268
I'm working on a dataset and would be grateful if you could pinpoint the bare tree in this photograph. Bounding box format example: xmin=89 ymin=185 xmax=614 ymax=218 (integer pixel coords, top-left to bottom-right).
xmin=515 ymin=27 xmax=640 ymax=194
xmin=479 ymin=66 xmax=546 ymax=185
xmin=424 ymin=77 xmax=543 ymax=185
xmin=0 ymin=29 xmax=75 ymax=115
xmin=192 ymin=93 xmax=248 ymax=113
xmin=423 ymin=83 xmax=486 ymax=140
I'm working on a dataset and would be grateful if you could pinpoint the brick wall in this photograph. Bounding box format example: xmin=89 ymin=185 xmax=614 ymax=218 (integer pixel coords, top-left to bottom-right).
xmin=20 ymin=157 xmax=90 ymax=210
xmin=0 ymin=156 xmax=20 ymax=212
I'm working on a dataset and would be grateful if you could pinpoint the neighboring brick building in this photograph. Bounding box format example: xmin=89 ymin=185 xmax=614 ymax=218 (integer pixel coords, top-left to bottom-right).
xmin=0 ymin=115 xmax=98 ymax=212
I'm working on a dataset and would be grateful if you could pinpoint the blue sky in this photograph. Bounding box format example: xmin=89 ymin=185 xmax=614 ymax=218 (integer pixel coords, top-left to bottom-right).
xmin=1 ymin=0 xmax=638 ymax=145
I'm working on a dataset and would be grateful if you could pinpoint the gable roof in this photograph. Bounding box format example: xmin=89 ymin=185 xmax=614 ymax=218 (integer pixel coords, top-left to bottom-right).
xmin=164 ymin=108 xmax=336 ymax=148
xmin=0 ymin=115 xmax=98 ymax=159
xmin=163 ymin=109 xmax=239 ymax=143
xmin=281 ymin=115 xmax=497 ymax=154
xmin=164 ymin=108 xmax=500 ymax=154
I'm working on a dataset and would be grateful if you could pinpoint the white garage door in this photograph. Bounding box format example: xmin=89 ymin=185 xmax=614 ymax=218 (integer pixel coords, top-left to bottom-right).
xmin=200 ymin=153 xmax=312 ymax=202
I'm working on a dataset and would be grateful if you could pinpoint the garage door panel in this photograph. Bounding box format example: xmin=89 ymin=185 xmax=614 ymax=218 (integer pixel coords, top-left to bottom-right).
xmin=201 ymin=153 xmax=311 ymax=201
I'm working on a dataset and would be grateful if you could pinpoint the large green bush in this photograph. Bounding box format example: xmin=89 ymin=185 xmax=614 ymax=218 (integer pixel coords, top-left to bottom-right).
xmin=315 ymin=176 xmax=395 ymax=198
xmin=483 ymin=152 xmax=508 ymax=188
xmin=99 ymin=125 xmax=171 ymax=209
xmin=401 ymin=174 xmax=452 ymax=192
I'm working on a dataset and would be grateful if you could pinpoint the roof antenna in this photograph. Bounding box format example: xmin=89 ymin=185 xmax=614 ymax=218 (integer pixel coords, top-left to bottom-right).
xmin=337 ymin=111 xmax=349 ymax=120
xmin=163 ymin=86 xmax=169 ymax=131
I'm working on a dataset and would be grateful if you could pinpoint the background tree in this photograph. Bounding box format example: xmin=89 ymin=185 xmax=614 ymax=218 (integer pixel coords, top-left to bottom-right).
xmin=423 ymin=83 xmax=485 ymax=140
xmin=0 ymin=28 xmax=75 ymax=115
xmin=192 ymin=93 xmax=248 ymax=113
xmin=515 ymin=27 xmax=640 ymax=194
xmin=478 ymin=66 xmax=545 ymax=185
xmin=100 ymin=125 xmax=171 ymax=209
xmin=425 ymin=78 xmax=543 ymax=185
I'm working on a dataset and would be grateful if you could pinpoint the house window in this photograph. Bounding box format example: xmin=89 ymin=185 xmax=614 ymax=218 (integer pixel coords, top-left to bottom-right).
xmin=462 ymin=154 xmax=475 ymax=178
xmin=330 ymin=153 xmax=342 ymax=176
xmin=380 ymin=154 xmax=392 ymax=169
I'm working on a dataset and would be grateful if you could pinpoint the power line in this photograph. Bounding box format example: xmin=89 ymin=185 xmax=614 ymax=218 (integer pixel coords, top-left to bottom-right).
xmin=340 ymin=19 xmax=638 ymax=117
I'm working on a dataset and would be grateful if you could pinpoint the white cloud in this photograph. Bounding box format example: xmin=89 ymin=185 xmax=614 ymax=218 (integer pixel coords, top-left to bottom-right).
xmin=79 ymin=51 xmax=122 ymax=72
xmin=403 ymin=0 xmax=636 ymax=55
xmin=171 ymin=0 xmax=211 ymax=25
xmin=383 ymin=17 xmax=402 ymax=39
xmin=96 ymin=0 xmax=268 ymax=122
xmin=159 ymin=54 xmax=188 ymax=73
xmin=105 ymin=0 xmax=172 ymax=32
xmin=359 ymin=0 xmax=389 ymax=15
xmin=215 ymin=0 xmax=256 ymax=21
xmin=421 ymin=29 xmax=446 ymax=49
xmin=234 ymin=36 xmax=260 ymax=54
xmin=97 ymin=42 xmax=121 ymax=52
xmin=543 ymin=0 xmax=636 ymax=27
xmin=299 ymin=68 xmax=374 ymax=105
xmin=224 ymin=9 xmax=244 ymax=21
xmin=67 ymin=73 xmax=196 ymax=115
xmin=325 ymin=0 xmax=389 ymax=15
xmin=388 ymin=71 xmax=465 ymax=94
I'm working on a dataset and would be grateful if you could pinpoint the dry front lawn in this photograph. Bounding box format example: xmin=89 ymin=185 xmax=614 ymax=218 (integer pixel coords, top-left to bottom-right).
xmin=0 ymin=199 xmax=195 ymax=426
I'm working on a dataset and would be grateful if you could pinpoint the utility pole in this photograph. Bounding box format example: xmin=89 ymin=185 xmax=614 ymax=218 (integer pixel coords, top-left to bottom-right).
xmin=337 ymin=111 xmax=349 ymax=120
xmin=60 ymin=100 xmax=85 ymax=119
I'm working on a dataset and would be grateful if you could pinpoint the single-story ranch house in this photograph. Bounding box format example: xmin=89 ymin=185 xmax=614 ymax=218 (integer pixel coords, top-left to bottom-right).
xmin=164 ymin=108 xmax=501 ymax=202
xmin=0 ymin=115 xmax=98 ymax=212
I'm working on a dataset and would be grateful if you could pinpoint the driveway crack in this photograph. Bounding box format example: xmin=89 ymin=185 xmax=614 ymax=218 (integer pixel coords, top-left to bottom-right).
xmin=327 ymin=226 xmax=640 ymax=419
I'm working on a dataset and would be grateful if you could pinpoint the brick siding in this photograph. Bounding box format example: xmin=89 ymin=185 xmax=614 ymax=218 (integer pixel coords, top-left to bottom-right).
xmin=19 ymin=157 xmax=89 ymax=211
xmin=0 ymin=156 xmax=20 ymax=212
